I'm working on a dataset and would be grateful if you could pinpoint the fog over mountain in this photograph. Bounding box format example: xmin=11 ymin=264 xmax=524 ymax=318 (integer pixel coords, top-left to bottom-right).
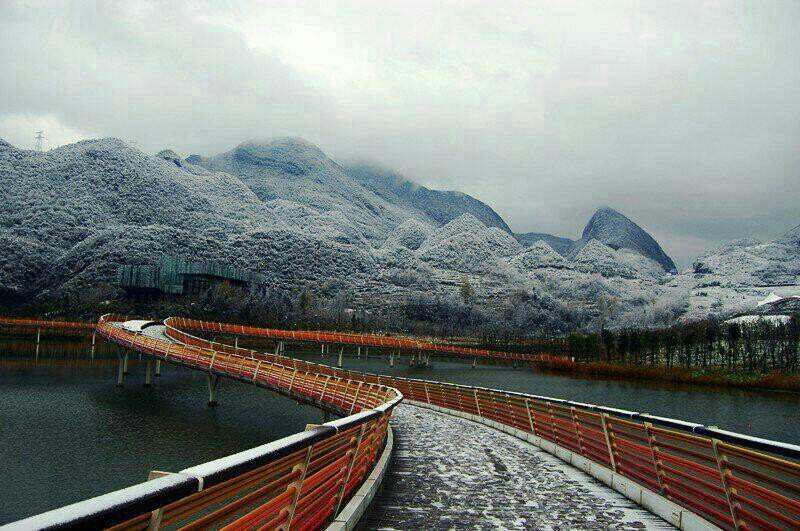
xmin=2 ymin=1 xmax=799 ymax=268
xmin=2 ymin=135 xmax=797 ymax=333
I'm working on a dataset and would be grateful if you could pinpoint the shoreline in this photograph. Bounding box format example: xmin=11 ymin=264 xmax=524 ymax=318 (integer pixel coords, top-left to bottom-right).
xmin=534 ymin=357 xmax=800 ymax=393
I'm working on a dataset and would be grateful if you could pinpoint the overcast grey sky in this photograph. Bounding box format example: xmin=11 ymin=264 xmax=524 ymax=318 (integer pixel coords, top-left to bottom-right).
xmin=2 ymin=0 xmax=798 ymax=267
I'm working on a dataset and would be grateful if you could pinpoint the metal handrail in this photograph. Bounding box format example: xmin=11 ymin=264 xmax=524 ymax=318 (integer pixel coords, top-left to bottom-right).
xmin=170 ymin=317 xmax=800 ymax=531
xmin=0 ymin=317 xmax=95 ymax=330
xmin=7 ymin=315 xmax=800 ymax=530
xmin=164 ymin=316 xmax=547 ymax=361
xmin=4 ymin=315 xmax=401 ymax=530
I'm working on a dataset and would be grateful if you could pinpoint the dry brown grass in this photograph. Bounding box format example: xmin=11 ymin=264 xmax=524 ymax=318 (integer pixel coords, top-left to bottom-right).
xmin=535 ymin=356 xmax=800 ymax=392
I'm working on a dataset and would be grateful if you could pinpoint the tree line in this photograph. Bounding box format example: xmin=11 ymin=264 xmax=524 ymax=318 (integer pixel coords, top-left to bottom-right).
xmin=561 ymin=317 xmax=800 ymax=373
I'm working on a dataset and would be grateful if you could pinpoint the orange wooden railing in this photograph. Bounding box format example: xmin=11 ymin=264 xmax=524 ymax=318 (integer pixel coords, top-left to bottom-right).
xmin=0 ymin=316 xmax=95 ymax=330
xmin=171 ymin=317 xmax=800 ymax=531
xmin=6 ymin=315 xmax=400 ymax=530
xmin=167 ymin=316 xmax=546 ymax=362
xmin=10 ymin=315 xmax=800 ymax=530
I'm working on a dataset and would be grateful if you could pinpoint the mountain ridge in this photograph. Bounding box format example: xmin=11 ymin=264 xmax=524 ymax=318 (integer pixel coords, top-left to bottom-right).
xmin=3 ymin=135 xmax=787 ymax=332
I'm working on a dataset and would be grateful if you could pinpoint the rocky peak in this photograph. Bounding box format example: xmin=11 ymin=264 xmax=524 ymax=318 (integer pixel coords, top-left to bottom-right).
xmin=157 ymin=149 xmax=183 ymax=167
xmin=580 ymin=207 xmax=676 ymax=273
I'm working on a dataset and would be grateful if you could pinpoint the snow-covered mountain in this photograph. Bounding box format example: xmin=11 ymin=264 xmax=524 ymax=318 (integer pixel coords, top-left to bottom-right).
xmin=1 ymin=135 xmax=792 ymax=331
xmin=515 ymin=207 xmax=677 ymax=274
xmin=344 ymin=162 xmax=513 ymax=234
xmin=515 ymin=232 xmax=574 ymax=255
xmin=664 ymin=225 xmax=800 ymax=321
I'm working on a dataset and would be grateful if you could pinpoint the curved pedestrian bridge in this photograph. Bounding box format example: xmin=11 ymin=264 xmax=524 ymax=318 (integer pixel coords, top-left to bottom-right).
xmin=3 ymin=315 xmax=800 ymax=531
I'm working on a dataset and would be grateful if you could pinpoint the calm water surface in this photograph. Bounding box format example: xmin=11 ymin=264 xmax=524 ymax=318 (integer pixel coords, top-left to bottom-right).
xmin=0 ymin=337 xmax=323 ymax=524
xmin=2 ymin=336 xmax=799 ymax=523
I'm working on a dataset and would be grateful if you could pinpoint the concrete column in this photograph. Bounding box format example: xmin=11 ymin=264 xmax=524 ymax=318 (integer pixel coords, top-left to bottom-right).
xmin=116 ymin=355 xmax=125 ymax=387
xmin=389 ymin=351 xmax=395 ymax=367
xmin=321 ymin=344 xmax=325 ymax=357
xmin=234 ymin=337 xmax=238 ymax=350
xmin=90 ymin=330 xmax=96 ymax=359
xmin=425 ymin=353 xmax=431 ymax=367
xmin=35 ymin=328 xmax=41 ymax=360
xmin=357 ymin=346 xmax=361 ymax=359
xmin=472 ymin=357 xmax=477 ymax=369
xmin=338 ymin=346 xmax=343 ymax=368
xmin=144 ymin=360 xmax=153 ymax=387
xmin=122 ymin=353 xmax=129 ymax=375
xmin=155 ymin=359 xmax=162 ymax=377
xmin=279 ymin=341 xmax=284 ymax=354
xmin=207 ymin=374 xmax=220 ymax=406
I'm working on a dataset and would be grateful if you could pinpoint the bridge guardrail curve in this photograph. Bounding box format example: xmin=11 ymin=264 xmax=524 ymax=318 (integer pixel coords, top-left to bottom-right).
xmin=170 ymin=317 xmax=800 ymax=531
xmin=6 ymin=315 xmax=800 ymax=530
xmin=4 ymin=314 xmax=402 ymax=530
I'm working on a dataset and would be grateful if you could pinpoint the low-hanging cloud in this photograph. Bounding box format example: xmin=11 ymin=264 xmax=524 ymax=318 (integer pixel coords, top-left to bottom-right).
xmin=2 ymin=0 xmax=798 ymax=268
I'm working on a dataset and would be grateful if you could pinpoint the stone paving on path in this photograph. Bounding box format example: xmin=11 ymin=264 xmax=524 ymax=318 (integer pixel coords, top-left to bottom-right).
xmin=359 ymin=404 xmax=674 ymax=530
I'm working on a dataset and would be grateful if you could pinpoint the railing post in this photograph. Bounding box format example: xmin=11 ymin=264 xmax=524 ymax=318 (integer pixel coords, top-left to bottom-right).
xmin=525 ymin=398 xmax=536 ymax=434
xmin=571 ymin=407 xmax=586 ymax=455
xmin=283 ymin=445 xmax=313 ymax=529
xmin=424 ymin=382 xmax=431 ymax=404
xmin=643 ymin=422 xmax=666 ymax=494
xmin=334 ymin=423 xmax=367 ymax=516
xmin=474 ymin=389 xmax=481 ymax=417
xmin=320 ymin=375 xmax=331 ymax=404
xmin=600 ymin=413 xmax=617 ymax=472
xmin=349 ymin=381 xmax=363 ymax=414
xmin=712 ymin=438 xmax=741 ymax=530
xmin=547 ymin=403 xmax=559 ymax=445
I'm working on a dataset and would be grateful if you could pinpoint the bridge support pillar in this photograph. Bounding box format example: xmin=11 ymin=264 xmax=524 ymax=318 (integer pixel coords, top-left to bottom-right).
xmin=207 ymin=374 xmax=220 ymax=407
xmin=234 ymin=336 xmax=238 ymax=350
xmin=144 ymin=360 xmax=153 ymax=387
xmin=425 ymin=353 xmax=431 ymax=367
xmin=155 ymin=359 xmax=161 ymax=377
xmin=90 ymin=330 xmax=96 ymax=359
xmin=35 ymin=328 xmax=41 ymax=359
xmin=338 ymin=346 xmax=343 ymax=368
xmin=123 ymin=353 xmax=130 ymax=375
xmin=472 ymin=357 xmax=477 ymax=369
xmin=357 ymin=346 xmax=361 ymax=359
xmin=279 ymin=341 xmax=284 ymax=354
xmin=389 ymin=351 xmax=395 ymax=367
xmin=116 ymin=354 xmax=127 ymax=387
xmin=321 ymin=344 xmax=325 ymax=357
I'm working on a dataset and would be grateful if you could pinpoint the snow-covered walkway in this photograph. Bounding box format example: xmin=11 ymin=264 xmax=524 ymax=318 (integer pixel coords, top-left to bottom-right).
xmin=359 ymin=404 xmax=673 ymax=530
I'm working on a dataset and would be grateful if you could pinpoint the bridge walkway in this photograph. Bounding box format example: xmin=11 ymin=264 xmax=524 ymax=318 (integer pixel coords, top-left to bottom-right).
xmin=359 ymin=404 xmax=674 ymax=530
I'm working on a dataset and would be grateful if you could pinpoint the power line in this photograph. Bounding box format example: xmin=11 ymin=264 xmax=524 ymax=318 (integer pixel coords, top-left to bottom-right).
xmin=35 ymin=130 xmax=45 ymax=151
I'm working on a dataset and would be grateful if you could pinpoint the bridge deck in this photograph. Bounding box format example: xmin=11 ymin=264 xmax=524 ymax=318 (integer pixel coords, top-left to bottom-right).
xmin=360 ymin=404 xmax=674 ymax=530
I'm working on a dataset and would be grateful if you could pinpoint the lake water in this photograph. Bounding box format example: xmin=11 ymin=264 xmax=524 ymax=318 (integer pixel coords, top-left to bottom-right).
xmin=1 ymin=335 xmax=798 ymax=524
xmin=0 ymin=337 xmax=324 ymax=524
